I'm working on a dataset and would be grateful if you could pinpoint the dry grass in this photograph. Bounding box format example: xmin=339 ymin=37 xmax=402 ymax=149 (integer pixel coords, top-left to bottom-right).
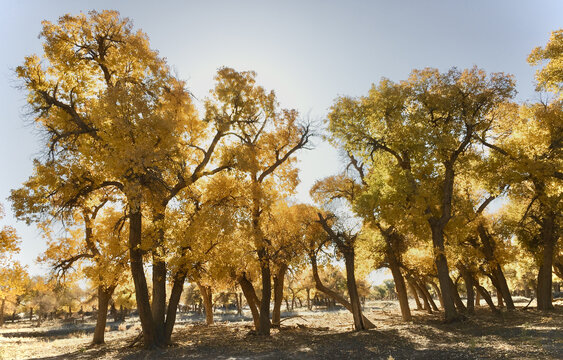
xmin=1 ymin=302 xmax=561 ymax=360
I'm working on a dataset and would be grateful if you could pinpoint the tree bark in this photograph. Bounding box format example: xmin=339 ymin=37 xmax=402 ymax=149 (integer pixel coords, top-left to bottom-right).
xmin=306 ymin=288 xmax=312 ymax=310
xmin=428 ymin=280 xmax=443 ymax=310
xmin=407 ymin=278 xmax=423 ymax=310
xmin=457 ymin=264 xmax=475 ymax=314
xmin=197 ymin=282 xmax=214 ymax=325
xmin=0 ymin=298 xmax=4 ymax=327
xmin=537 ymin=211 xmax=556 ymax=310
xmin=448 ymin=277 xmax=467 ymax=312
xmin=272 ymin=263 xmax=288 ymax=328
xmin=477 ymin=223 xmax=515 ymax=310
xmin=412 ymin=279 xmax=433 ymax=313
xmin=151 ymin=212 xmax=167 ymax=345
xmin=257 ymin=248 xmax=272 ymax=335
xmin=92 ymin=285 xmax=115 ymax=344
xmin=310 ymin=254 xmax=375 ymax=329
xmin=343 ymin=250 xmax=369 ymax=330
xmin=475 ymin=283 xmax=498 ymax=313
xmin=164 ymin=270 xmax=187 ymax=344
xmin=128 ymin=206 xmax=157 ymax=348
xmin=385 ymin=243 xmax=411 ymax=321
xmin=429 ymin=221 xmax=459 ymax=322
xmin=238 ymin=274 xmax=260 ymax=330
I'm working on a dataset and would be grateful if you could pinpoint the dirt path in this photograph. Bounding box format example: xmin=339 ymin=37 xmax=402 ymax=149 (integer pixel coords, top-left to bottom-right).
xmin=1 ymin=305 xmax=561 ymax=359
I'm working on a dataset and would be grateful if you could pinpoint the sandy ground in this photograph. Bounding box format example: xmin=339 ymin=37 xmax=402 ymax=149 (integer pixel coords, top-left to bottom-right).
xmin=1 ymin=299 xmax=561 ymax=360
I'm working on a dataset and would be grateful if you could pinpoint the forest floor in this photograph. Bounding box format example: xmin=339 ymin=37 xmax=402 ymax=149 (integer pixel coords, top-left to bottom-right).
xmin=1 ymin=298 xmax=562 ymax=360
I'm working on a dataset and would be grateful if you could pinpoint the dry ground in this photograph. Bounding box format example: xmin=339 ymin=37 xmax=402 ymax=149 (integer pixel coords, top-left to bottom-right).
xmin=1 ymin=300 xmax=562 ymax=360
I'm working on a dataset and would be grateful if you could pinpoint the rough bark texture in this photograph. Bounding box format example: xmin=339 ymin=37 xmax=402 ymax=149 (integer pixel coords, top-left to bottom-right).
xmin=128 ymin=208 xmax=157 ymax=348
xmin=92 ymin=285 xmax=115 ymax=344
xmin=272 ymin=264 xmax=288 ymax=328
xmin=310 ymin=254 xmax=375 ymax=329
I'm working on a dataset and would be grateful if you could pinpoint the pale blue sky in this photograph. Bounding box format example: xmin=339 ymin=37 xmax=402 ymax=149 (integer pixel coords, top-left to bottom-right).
xmin=1 ymin=0 xmax=561 ymax=275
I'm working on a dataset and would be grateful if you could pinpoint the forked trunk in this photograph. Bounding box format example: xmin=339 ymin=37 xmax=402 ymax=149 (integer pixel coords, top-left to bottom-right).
xmin=407 ymin=278 xmax=423 ymax=310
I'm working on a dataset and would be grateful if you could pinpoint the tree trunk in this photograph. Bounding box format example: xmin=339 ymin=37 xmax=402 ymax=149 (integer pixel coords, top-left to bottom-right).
xmin=413 ymin=279 xmax=433 ymax=313
xmin=420 ymin=279 xmax=439 ymax=311
xmin=272 ymin=264 xmax=288 ymax=328
xmin=475 ymin=286 xmax=481 ymax=307
xmin=428 ymin=280 xmax=443 ymax=309
xmin=387 ymin=257 xmax=411 ymax=321
xmin=475 ymin=283 xmax=498 ymax=313
xmin=477 ymin=223 xmax=515 ymax=310
xmin=164 ymin=270 xmax=187 ymax=344
xmin=537 ymin=211 xmax=556 ymax=310
xmin=0 ymin=298 xmax=4 ymax=327
xmin=343 ymin=250 xmax=369 ymax=330
xmin=457 ymin=264 xmax=475 ymax=314
xmin=238 ymin=274 xmax=260 ymax=330
xmin=306 ymin=288 xmax=312 ymax=310
xmin=496 ymin=288 xmax=504 ymax=308
xmin=448 ymin=277 xmax=467 ymax=312
xmin=92 ymin=285 xmax=115 ymax=344
xmin=197 ymin=282 xmax=214 ymax=325
xmin=151 ymin=211 xmax=167 ymax=345
xmin=237 ymin=293 xmax=242 ymax=316
xmin=407 ymin=278 xmax=423 ymax=310
xmin=128 ymin=206 xmax=157 ymax=348
xmin=257 ymin=248 xmax=272 ymax=335
xmin=310 ymin=254 xmax=375 ymax=329
xmin=429 ymin=222 xmax=459 ymax=322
